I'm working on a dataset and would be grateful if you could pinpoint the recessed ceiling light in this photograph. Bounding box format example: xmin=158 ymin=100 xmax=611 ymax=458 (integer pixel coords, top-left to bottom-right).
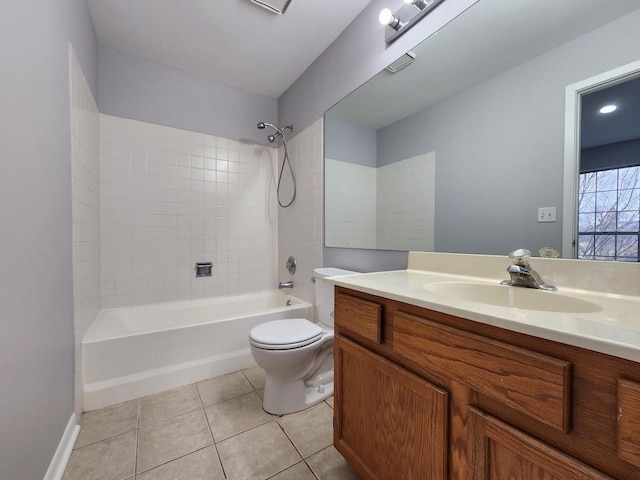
xmin=599 ymin=104 xmax=617 ymax=114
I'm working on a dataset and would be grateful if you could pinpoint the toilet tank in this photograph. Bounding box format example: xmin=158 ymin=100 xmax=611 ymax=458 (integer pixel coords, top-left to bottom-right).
xmin=314 ymin=268 xmax=358 ymax=327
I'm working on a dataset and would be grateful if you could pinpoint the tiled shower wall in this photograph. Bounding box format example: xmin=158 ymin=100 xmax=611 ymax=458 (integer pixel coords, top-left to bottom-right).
xmin=377 ymin=152 xmax=435 ymax=251
xmin=70 ymin=47 xmax=101 ymax=416
xmin=99 ymin=115 xmax=279 ymax=308
xmin=277 ymin=119 xmax=324 ymax=310
xmin=324 ymin=159 xmax=377 ymax=249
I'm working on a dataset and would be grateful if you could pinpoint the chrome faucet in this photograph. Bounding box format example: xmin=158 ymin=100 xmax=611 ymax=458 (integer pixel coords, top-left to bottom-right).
xmin=278 ymin=281 xmax=294 ymax=289
xmin=500 ymin=249 xmax=556 ymax=291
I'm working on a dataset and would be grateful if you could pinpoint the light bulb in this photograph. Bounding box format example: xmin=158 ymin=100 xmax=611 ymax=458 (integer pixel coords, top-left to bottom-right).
xmin=599 ymin=104 xmax=617 ymax=114
xmin=379 ymin=8 xmax=394 ymax=25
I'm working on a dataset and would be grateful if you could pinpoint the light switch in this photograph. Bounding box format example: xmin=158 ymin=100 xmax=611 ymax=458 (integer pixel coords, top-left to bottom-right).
xmin=538 ymin=207 xmax=556 ymax=223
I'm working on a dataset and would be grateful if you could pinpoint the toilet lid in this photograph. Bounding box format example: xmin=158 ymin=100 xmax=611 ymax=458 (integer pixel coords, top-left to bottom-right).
xmin=249 ymin=319 xmax=323 ymax=350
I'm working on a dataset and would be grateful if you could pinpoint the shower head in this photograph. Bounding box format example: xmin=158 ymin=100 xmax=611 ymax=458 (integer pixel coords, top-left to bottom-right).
xmin=267 ymin=133 xmax=280 ymax=143
xmin=257 ymin=122 xmax=294 ymax=143
xmin=257 ymin=121 xmax=278 ymax=131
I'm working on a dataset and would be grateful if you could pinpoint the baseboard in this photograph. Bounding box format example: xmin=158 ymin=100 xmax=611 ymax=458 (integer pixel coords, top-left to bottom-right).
xmin=43 ymin=413 xmax=80 ymax=480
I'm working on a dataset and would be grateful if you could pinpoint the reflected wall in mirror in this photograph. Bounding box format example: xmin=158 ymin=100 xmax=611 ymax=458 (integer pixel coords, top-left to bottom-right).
xmin=325 ymin=115 xmax=435 ymax=250
xmin=324 ymin=0 xmax=640 ymax=258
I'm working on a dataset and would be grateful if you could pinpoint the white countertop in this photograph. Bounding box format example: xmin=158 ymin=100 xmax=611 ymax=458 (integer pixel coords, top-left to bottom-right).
xmin=326 ymin=252 xmax=640 ymax=363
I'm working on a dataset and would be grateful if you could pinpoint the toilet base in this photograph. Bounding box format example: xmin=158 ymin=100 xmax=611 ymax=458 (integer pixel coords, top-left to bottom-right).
xmin=262 ymin=375 xmax=334 ymax=415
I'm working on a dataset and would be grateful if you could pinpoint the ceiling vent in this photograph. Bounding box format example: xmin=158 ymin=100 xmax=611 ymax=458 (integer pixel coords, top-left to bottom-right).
xmin=251 ymin=0 xmax=292 ymax=15
xmin=386 ymin=51 xmax=416 ymax=73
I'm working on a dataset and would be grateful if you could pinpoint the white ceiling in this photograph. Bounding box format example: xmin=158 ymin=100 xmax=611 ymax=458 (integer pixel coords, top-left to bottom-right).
xmin=86 ymin=0 xmax=373 ymax=99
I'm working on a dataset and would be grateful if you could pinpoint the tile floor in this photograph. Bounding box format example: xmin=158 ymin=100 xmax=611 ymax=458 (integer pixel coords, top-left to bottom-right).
xmin=63 ymin=367 xmax=360 ymax=480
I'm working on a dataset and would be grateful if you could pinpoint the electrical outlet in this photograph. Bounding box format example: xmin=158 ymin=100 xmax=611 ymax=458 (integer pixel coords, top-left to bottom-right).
xmin=538 ymin=207 xmax=556 ymax=223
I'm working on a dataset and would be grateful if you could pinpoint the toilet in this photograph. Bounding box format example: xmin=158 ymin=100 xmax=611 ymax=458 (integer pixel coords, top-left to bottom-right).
xmin=249 ymin=267 xmax=357 ymax=415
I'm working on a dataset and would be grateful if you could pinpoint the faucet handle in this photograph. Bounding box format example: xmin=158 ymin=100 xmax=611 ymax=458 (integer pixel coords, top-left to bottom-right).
xmin=508 ymin=248 xmax=531 ymax=267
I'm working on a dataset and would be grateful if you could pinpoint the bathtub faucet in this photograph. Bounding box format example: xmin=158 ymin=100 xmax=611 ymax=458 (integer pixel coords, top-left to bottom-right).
xmin=278 ymin=281 xmax=294 ymax=289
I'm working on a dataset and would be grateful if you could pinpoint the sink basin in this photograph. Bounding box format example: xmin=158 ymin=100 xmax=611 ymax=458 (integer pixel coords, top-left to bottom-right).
xmin=423 ymin=282 xmax=602 ymax=313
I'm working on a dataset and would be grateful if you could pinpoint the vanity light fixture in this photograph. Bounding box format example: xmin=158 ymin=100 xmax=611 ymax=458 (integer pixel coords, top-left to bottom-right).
xmin=379 ymin=8 xmax=404 ymax=30
xmin=404 ymin=0 xmax=435 ymax=10
xmin=599 ymin=104 xmax=617 ymax=114
xmin=380 ymin=0 xmax=445 ymax=44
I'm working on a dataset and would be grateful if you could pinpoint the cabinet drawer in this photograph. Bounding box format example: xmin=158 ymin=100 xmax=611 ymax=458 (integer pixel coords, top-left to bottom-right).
xmin=335 ymin=292 xmax=382 ymax=344
xmin=393 ymin=311 xmax=571 ymax=432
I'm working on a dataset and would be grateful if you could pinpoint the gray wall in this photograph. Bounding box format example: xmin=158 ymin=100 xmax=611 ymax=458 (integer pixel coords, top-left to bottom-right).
xmin=324 ymin=115 xmax=377 ymax=167
xmin=98 ymin=46 xmax=278 ymax=145
xmin=375 ymin=8 xmax=640 ymax=257
xmin=0 ymin=1 xmax=98 ymax=479
xmin=278 ymin=0 xmax=478 ymax=272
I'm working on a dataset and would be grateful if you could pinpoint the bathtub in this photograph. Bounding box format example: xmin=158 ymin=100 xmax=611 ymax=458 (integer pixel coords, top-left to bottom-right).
xmin=82 ymin=291 xmax=312 ymax=411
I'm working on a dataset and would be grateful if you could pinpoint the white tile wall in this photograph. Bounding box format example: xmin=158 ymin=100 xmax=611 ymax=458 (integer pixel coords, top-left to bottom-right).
xmin=100 ymin=115 xmax=278 ymax=308
xmin=377 ymin=152 xmax=435 ymax=251
xmin=325 ymin=159 xmax=377 ymax=249
xmin=278 ymin=119 xmax=324 ymax=309
xmin=70 ymin=46 xmax=101 ymax=416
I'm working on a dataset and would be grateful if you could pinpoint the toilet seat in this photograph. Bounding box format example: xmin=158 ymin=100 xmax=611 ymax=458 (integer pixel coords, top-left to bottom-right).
xmin=249 ymin=318 xmax=324 ymax=350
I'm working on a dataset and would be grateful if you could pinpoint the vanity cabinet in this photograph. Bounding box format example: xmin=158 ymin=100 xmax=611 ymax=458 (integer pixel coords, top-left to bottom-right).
xmin=335 ymin=337 xmax=448 ymax=479
xmin=333 ymin=286 xmax=640 ymax=480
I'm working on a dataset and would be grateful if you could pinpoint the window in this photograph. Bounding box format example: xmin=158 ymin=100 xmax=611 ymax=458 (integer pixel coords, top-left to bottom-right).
xmin=578 ymin=166 xmax=640 ymax=261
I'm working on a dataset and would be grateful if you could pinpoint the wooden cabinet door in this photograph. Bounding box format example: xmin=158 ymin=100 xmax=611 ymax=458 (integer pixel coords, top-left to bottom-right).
xmin=334 ymin=336 xmax=448 ymax=480
xmin=468 ymin=408 xmax=613 ymax=480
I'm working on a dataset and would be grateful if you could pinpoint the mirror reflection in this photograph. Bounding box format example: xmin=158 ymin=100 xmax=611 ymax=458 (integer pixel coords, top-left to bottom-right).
xmin=324 ymin=0 xmax=640 ymax=257
xmin=577 ymin=76 xmax=640 ymax=261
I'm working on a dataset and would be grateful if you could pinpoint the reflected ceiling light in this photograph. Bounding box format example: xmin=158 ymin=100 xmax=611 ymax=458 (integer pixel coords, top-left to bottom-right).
xmin=379 ymin=8 xmax=403 ymax=30
xmin=404 ymin=0 xmax=435 ymax=10
xmin=599 ymin=104 xmax=617 ymax=114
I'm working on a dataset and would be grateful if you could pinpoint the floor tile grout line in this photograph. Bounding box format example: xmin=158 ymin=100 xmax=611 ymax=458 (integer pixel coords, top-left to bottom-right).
xmin=197 ymin=379 xmax=228 ymax=479
xmin=134 ymin=445 xmax=216 ymax=477
xmin=269 ymin=421 xmax=321 ymax=480
xmin=214 ymin=416 xmax=275 ymax=445
xmin=137 ymin=404 xmax=203 ymax=430
xmin=134 ymin=400 xmax=140 ymax=477
xmin=241 ymin=366 xmax=265 ymax=395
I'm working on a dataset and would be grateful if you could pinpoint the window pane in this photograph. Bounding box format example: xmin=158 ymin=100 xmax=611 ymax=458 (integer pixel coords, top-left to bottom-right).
xmin=597 ymin=170 xmax=618 ymax=191
xmin=596 ymin=190 xmax=617 ymax=212
xmin=617 ymin=211 xmax=639 ymax=232
xmin=578 ymin=213 xmax=595 ymax=232
xmin=579 ymin=172 xmax=597 ymax=194
xmin=594 ymin=235 xmax=615 ymax=256
xmin=595 ymin=211 xmax=616 ymax=232
xmin=619 ymin=166 xmax=640 ymax=189
xmin=577 ymin=234 xmax=594 ymax=258
xmin=617 ymin=235 xmax=638 ymax=258
xmin=579 ymin=192 xmax=596 ymax=212
xmin=618 ymin=188 xmax=639 ymax=211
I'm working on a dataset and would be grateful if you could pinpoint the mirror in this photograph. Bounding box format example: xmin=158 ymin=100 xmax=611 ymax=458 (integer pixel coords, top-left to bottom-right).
xmin=324 ymin=0 xmax=640 ymax=257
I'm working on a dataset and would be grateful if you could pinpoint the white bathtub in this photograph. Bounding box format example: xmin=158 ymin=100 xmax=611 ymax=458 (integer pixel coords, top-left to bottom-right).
xmin=82 ymin=291 xmax=312 ymax=411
